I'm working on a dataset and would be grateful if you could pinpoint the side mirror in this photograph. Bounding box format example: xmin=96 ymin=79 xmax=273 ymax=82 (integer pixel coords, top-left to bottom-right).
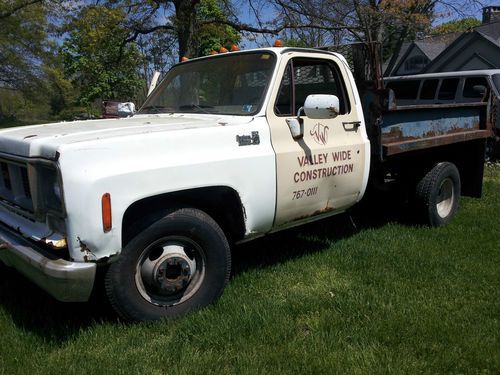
xmin=473 ymin=85 xmax=487 ymax=96
xmin=285 ymin=94 xmax=340 ymax=140
xmin=303 ymin=94 xmax=340 ymax=119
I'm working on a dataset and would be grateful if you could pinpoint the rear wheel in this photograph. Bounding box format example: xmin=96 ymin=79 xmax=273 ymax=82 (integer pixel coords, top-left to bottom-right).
xmin=415 ymin=162 xmax=461 ymax=226
xmin=105 ymin=208 xmax=231 ymax=322
xmin=0 ymin=260 xmax=7 ymax=280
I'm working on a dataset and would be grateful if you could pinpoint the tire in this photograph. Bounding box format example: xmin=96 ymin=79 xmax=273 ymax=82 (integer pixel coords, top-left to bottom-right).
xmin=105 ymin=208 xmax=231 ymax=322
xmin=0 ymin=260 xmax=7 ymax=279
xmin=415 ymin=162 xmax=461 ymax=227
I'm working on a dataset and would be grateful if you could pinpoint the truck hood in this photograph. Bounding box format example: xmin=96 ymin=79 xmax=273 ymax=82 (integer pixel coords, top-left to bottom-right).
xmin=0 ymin=114 xmax=253 ymax=160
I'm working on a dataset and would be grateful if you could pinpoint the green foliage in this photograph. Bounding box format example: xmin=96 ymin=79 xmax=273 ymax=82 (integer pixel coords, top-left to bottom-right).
xmin=431 ymin=17 xmax=481 ymax=35
xmin=61 ymin=6 xmax=144 ymax=106
xmin=0 ymin=1 xmax=52 ymax=122
xmin=282 ymin=38 xmax=309 ymax=48
xmin=0 ymin=1 xmax=47 ymax=91
xmin=43 ymin=64 xmax=77 ymax=115
xmin=197 ymin=0 xmax=241 ymax=56
xmin=0 ymin=166 xmax=499 ymax=373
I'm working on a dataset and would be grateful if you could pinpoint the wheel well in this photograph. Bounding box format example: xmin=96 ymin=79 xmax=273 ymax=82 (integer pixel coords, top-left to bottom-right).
xmin=371 ymin=139 xmax=486 ymax=198
xmin=121 ymin=186 xmax=246 ymax=247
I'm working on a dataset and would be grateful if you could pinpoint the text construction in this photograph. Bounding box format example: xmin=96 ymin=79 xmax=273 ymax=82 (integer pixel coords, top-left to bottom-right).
xmin=294 ymin=150 xmax=354 ymax=183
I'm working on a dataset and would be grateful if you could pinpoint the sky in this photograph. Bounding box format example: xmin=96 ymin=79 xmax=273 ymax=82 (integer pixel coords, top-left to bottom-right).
xmin=433 ymin=0 xmax=500 ymax=24
xmin=235 ymin=0 xmax=500 ymax=49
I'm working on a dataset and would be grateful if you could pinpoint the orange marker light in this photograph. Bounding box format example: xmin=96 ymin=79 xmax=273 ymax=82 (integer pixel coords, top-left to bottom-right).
xmin=102 ymin=193 xmax=112 ymax=232
xmin=230 ymin=44 xmax=240 ymax=51
xmin=273 ymin=39 xmax=284 ymax=47
xmin=209 ymin=50 xmax=218 ymax=55
xmin=181 ymin=56 xmax=189 ymax=62
xmin=219 ymin=47 xmax=228 ymax=53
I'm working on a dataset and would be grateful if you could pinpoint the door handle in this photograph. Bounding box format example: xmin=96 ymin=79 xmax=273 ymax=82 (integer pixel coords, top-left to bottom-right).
xmin=342 ymin=121 xmax=361 ymax=132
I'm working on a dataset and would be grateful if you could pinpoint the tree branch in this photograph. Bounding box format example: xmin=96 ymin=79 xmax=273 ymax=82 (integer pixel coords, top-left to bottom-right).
xmin=201 ymin=18 xmax=360 ymax=35
xmin=0 ymin=0 xmax=43 ymax=19
xmin=124 ymin=24 xmax=176 ymax=44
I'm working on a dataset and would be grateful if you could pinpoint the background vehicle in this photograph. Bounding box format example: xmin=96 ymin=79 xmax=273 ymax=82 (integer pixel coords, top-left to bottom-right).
xmin=384 ymin=70 xmax=500 ymax=159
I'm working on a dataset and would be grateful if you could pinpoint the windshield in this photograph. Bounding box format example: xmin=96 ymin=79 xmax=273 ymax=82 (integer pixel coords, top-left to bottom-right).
xmin=139 ymin=52 xmax=276 ymax=116
xmin=493 ymin=74 xmax=500 ymax=97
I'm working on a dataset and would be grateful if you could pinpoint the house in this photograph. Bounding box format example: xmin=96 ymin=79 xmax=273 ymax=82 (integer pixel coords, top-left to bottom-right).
xmin=384 ymin=6 xmax=500 ymax=76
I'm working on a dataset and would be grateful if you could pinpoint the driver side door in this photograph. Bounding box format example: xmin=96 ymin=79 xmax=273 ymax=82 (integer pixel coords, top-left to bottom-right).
xmin=266 ymin=52 xmax=369 ymax=227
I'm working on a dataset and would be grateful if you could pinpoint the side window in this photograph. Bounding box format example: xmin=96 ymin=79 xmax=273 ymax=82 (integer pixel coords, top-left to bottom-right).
xmin=275 ymin=64 xmax=293 ymax=115
xmin=438 ymin=78 xmax=459 ymax=101
xmin=274 ymin=58 xmax=350 ymax=116
xmin=463 ymin=77 xmax=488 ymax=99
xmin=419 ymin=79 xmax=439 ymax=100
xmin=386 ymin=80 xmax=420 ymax=101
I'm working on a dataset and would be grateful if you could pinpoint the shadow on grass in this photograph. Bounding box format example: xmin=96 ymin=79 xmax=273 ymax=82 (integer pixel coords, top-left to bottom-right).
xmin=233 ymin=187 xmax=412 ymax=275
xmin=0 ymin=190 xmax=409 ymax=342
xmin=0 ymin=266 xmax=117 ymax=343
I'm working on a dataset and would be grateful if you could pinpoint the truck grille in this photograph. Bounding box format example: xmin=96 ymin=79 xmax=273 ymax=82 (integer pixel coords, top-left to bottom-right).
xmin=0 ymin=160 xmax=34 ymax=214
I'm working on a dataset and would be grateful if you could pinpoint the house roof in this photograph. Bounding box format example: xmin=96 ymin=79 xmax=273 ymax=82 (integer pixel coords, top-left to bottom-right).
xmin=383 ymin=32 xmax=461 ymax=76
xmin=414 ymin=32 xmax=462 ymax=59
xmin=474 ymin=21 xmax=500 ymax=43
xmin=423 ymin=27 xmax=500 ymax=73
xmin=384 ymin=21 xmax=500 ymax=76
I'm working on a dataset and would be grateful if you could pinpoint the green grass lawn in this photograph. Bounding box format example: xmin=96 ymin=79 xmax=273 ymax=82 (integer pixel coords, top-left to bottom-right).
xmin=1 ymin=165 xmax=499 ymax=374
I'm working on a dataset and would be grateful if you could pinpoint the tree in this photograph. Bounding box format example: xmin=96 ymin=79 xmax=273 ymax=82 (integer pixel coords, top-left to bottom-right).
xmin=61 ymin=5 xmax=143 ymax=107
xmin=0 ymin=1 xmax=54 ymax=122
xmin=115 ymin=0 xmax=240 ymax=59
xmin=431 ymin=17 xmax=481 ymax=35
xmin=0 ymin=0 xmax=43 ymax=20
xmin=240 ymin=0 xmax=483 ymax=87
xmin=197 ymin=0 xmax=240 ymax=55
xmin=0 ymin=1 xmax=47 ymax=91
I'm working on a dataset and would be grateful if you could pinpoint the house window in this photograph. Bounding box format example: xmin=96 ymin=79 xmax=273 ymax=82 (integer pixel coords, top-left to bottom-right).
xmin=404 ymin=55 xmax=428 ymax=73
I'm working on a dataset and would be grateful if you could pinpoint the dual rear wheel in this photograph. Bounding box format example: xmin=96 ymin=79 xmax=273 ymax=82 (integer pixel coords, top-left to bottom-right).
xmin=415 ymin=162 xmax=461 ymax=227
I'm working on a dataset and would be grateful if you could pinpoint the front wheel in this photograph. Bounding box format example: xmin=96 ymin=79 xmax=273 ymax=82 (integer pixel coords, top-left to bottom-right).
xmin=415 ymin=162 xmax=461 ymax=227
xmin=105 ymin=208 xmax=231 ymax=322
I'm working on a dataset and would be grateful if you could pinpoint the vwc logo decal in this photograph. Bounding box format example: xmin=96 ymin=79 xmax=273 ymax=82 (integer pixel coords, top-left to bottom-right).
xmin=310 ymin=123 xmax=329 ymax=145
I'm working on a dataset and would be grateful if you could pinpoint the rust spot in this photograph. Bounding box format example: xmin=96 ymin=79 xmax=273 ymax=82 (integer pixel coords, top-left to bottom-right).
xmin=285 ymin=205 xmax=336 ymax=224
xmin=77 ymin=237 xmax=95 ymax=262
xmin=383 ymin=130 xmax=491 ymax=156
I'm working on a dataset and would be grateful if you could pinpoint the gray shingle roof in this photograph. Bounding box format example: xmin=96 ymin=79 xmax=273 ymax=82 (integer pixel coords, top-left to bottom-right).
xmin=475 ymin=21 xmax=500 ymax=43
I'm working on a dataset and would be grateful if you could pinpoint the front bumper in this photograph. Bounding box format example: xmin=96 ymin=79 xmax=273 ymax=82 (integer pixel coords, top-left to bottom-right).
xmin=0 ymin=223 xmax=96 ymax=302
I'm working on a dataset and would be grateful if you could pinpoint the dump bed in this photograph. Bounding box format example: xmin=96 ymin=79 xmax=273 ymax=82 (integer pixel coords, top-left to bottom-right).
xmin=379 ymin=102 xmax=491 ymax=157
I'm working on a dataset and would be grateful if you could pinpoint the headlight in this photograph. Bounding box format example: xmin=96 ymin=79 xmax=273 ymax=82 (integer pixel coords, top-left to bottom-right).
xmin=29 ymin=162 xmax=66 ymax=221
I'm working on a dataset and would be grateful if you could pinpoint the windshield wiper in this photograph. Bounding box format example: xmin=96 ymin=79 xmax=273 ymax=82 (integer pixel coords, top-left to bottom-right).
xmin=178 ymin=104 xmax=216 ymax=114
xmin=139 ymin=105 xmax=174 ymax=114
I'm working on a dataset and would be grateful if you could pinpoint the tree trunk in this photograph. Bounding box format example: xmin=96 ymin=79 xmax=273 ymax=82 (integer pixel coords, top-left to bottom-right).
xmin=174 ymin=0 xmax=201 ymax=60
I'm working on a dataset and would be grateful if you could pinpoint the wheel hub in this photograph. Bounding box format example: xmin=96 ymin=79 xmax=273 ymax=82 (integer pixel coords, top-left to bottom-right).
xmin=154 ymin=256 xmax=192 ymax=293
xmin=139 ymin=244 xmax=197 ymax=298
xmin=436 ymin=177 xmax=454 ymax=218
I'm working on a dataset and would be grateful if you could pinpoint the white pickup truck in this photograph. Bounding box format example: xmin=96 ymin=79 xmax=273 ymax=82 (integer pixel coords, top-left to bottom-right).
xmin=0 ymin=47 xmax=490 ymax=321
